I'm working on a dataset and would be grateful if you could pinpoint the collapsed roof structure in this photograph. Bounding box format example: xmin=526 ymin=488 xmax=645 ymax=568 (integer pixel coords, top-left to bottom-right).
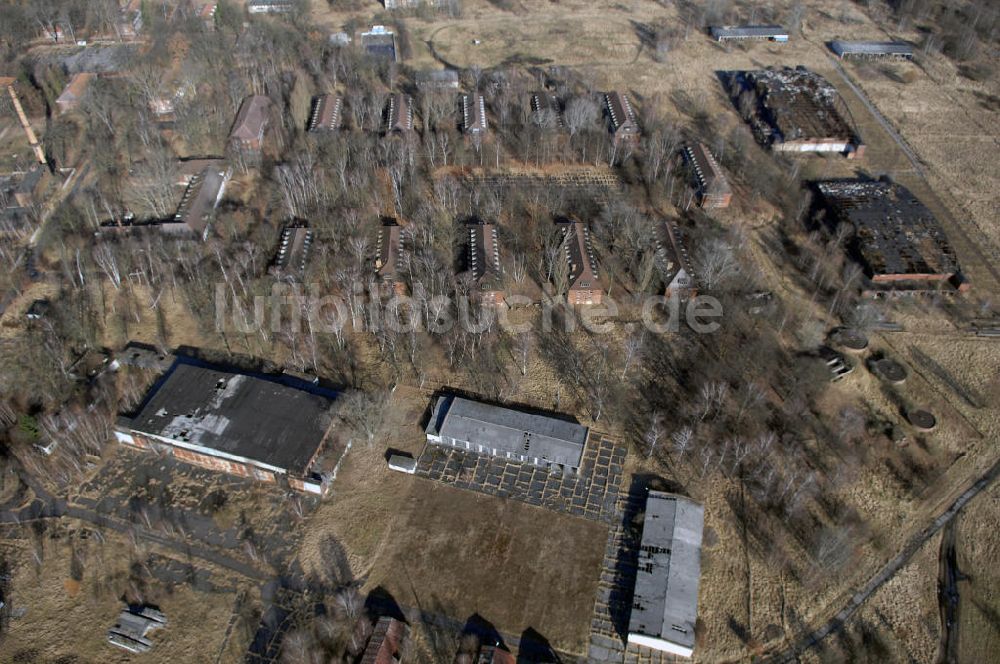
xmin=816 ymin=180 xmax=964 ymax=291
xmin=729 ymin=67 xmax=864 ymax=157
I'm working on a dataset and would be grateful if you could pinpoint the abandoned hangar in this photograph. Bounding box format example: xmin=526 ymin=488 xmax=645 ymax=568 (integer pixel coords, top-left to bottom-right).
xmin=728 ymin=67 xmax=865 ymax=157
xmin=115 ymin=362 xmax=337 ymax=494
xmin=425 ymin=395 xmax=588 ymax=471
xmin=816 ymin=180 xmax=966 ymax=292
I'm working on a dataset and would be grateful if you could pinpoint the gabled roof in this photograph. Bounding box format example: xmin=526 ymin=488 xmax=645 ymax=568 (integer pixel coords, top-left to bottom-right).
xmin=385 ymin=93 xmax=413 ymax=132
xmin=605 ymin=91 xmax=637 ymax=132
xmin=230 ymin=95 xmax=270 ymax=141
xmin=57 ymin=72 xmax=95 ymax=104
xmin=309 ymin=94 xmax=342 ymax=132
xmin=359 ymin=616 xmax=407 ymax=664
xmin=425 ymin=395 xmax=588 ymax=468
xmin=559 ymin=220 xmax=601 ymax=292
xmin=463 ymin=93 xmax=488 ymax=134
xmin=467 ymin=221 xmax=502 ymax=291
xmin=171 ymin=166 xmax=228 ymax=236
xmin=271 ymin=223 xmax=313 ymax=276
xmin=685 ymin=143 xmax=731 ymax=197
xmin=375 ymin=218 xmax=406 ymax=281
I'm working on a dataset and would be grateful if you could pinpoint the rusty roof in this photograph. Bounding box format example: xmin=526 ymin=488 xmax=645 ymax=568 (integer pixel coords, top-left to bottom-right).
xmin=230 ymin=95 xmax=270 ymax=141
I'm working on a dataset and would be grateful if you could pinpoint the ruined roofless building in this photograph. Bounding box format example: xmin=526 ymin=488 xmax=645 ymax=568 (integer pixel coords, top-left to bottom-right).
xmin=732 ymin=67 xmax=864 ymax=157
xmin=816 ymin=179 xmax=965 ymax=291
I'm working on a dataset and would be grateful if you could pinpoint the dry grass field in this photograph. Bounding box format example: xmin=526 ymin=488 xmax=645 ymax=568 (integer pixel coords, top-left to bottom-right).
xmin=301 ymin=387 xmax=606 ymax=657
xmin=364 ymin=481 xmax=607 ymax=655
xmin=0 ymin=521 xmax=254 ymax=664
xmin=956 ymin=480 xmax=1000 ymax=663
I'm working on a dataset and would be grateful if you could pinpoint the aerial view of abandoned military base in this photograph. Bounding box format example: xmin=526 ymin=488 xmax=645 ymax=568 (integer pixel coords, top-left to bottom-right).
xmin=0 ymin=0 xmax=997 ymax=662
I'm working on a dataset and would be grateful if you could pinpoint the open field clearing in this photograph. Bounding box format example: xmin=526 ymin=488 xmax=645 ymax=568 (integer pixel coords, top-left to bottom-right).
xmin=0 ymin=521 xmax=255 ymax=664
xmin=364 ymin=480 xmax=607 ymax=655
xmin=956 ymin=480 xmax=1000 ymax=663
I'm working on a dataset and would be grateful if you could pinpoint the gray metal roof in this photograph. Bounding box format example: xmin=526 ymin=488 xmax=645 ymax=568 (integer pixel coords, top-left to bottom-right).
xmin=711 ymin=25 xmax=788 ymax=39
xmin=628 ymin=492 xmax=704 ymax=651
xmin=830 ymin=40 xmax=913 ymax=57
xmin=426 ymin=395 xmax=587 ymax=467
xmin=120 ymin=363 xmax=335 ymax=473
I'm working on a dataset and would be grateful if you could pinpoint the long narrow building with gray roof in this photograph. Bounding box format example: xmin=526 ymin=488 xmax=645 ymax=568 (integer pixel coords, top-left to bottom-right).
xmin=627 ymin=491 xmax=705 ymax=658
xmin=424 ymin=395 xmax=588 ymax=471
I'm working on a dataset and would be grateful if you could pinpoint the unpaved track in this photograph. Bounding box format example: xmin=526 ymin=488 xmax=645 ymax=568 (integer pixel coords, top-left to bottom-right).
xmin=764 ymin=454 xmax=1000 ymax=663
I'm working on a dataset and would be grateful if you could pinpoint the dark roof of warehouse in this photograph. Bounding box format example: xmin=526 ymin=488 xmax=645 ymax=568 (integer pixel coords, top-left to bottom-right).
xmin=426 ymin=395 xmax=587 ymax=467
xmin=120 ymin=363 xmax=335 ymax=473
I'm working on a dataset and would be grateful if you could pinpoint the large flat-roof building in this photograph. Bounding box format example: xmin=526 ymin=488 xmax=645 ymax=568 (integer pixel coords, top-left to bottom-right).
xmin=627 ymin=492 xmax=705 ymax=658
xmin=425 ymin=395 xmax=588 ymax=471
xmin=816 ymin=180 xmax=965 ymax=291
xmin=710 ymin=25 xmax=788 ymax=42
xmin=830 ymin=40 xmax=913 ymax=60
xmin=361 ymin=26 xmax=398 ymax=62
xmin=730 ymin=67 xmax=864 ymax=157
xmin=115 ymin=362 xmax=337 ymax=494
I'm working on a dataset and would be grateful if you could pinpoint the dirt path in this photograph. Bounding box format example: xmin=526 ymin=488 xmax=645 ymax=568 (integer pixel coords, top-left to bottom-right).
xmin=763 ymin=452 xmax=1000 ymax=663
xmin=937 ymin=518 xmax=962 ymax=664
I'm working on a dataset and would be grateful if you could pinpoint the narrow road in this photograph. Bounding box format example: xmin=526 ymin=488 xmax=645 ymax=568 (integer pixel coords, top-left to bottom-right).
xmin=764 ymin=453 xmax=1000 ymax=663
